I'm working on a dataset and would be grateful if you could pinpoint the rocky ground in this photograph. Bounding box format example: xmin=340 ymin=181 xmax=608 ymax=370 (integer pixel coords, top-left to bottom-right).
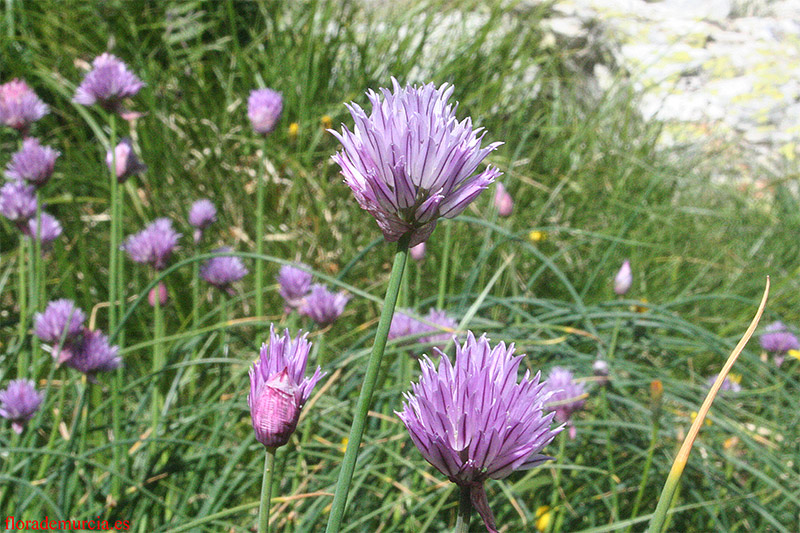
xmin=544 ymin=0 xmax=800 ymax=185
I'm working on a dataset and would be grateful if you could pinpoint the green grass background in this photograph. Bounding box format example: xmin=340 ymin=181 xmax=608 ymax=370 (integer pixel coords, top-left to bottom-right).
xmin=1 ymin=0 xmax=799 ymax=531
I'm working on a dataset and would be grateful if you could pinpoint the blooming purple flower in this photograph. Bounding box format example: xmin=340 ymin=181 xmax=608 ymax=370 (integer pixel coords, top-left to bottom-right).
xmin=390 ymin=308 xmax=458 ymax=353
xmin=300 ymin=284 xmax=349 ymax=327
xmin=0 ymin=180 xmax=37 ymax=223
xmin=5 ymin=138 xmax=59 ymax=186
xmin=0 ymin=79 xmax=48 ymax=134
xmin=419 ymin=309 xmax=458 ymax=350
xmin=122 ymin=218 xmax=181 ymax=270
xmin=330 ymin=78 xmax=502 ymax=247
xmin=62 ymin=328 xmax=121 ymax=382
xmin=760 ymin=321 xmax=800 ymax=367
xmin=614 ymin=260 xmax=632 ymax=296
xmin=277 ymin=264 xmax=312 ymax=310
xmin=106 ymin=138 xmax=146 ymax=183
xmin=494 ymin=182 xmax=513 ymax=217
xmin=397 ymin=332 xmax=561 ymax=532
xmin=200 ymin=248 xmax=248 ymax=292
xmin=0 ymin=379 xmax=43 ymax=434
xmin=73 ymin=53 xmax=144 ymax=111
xmin=23 ymin=211 xmax=62 ymax=247
xmin=188 ymin=198 xmax=217 ymax=243
xmin=248 ymin=88 xmax=283 ymax=135
xmin=410 ymin=242 xmax=426 ymax=261
xmin=248 ymin=326 xmax=325 ymax=448
xmin=34 ymin=299 xmax=86 ymax=344
xmin=543 ymin=367 xmax=586 ymax=440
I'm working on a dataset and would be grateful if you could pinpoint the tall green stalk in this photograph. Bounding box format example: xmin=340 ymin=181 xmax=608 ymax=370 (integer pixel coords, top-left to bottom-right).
xmin=325 ymin=235 xmax=410 ymax=533
xmin=151 ymin=286 xmax=165 ymax=455
xmin=16 ymin=236 xmax=28 ymax=377
xmin=258 ymin=448 xmax=276 ymax=533
xmin=454 ymin=486 xmax=472 ymax=533
xmin=436 ymin=223 xmax=451 ymax=309
xmin=255 ymin=140 xmax=268 ymax=322
xmin=108 ymin=113 xmax=123 ymax=501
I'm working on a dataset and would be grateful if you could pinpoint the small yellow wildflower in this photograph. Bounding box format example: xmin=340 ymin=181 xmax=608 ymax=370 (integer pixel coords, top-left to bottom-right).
xmin=529 ymin=230 xmax=547 ymax=242
xmin=321 ymin=115 xmax=333 ymax=130
xmin=288 ymin=122 xmax=299 ymax=140
xmin=339 ymin=437 xmax=348 ymax=454
xmin=535 ymin=506 xmax=552 ymax=532
xmin=691 ymin=411 xmax=713 ymax=427
xmin=788 ymin=349 xmax=800 ymax=361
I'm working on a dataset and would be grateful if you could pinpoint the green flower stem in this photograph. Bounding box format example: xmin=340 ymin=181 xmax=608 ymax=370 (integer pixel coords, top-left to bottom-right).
xmin=258 ymin=447 xmax=276 ymax=533
xmin=108 ymin=112 xmax=118 ymax=332
xmin=648 ymin=278 xmax=767 ymax=533
xmin=255 ymin=140 xmax=268 ymax=322
xmin=628 ymin=414 xmax=660 ymax=530
xmin=546 ymin=431 xmax=568 ymax=533
xmin=16 ymin=236 xmax=27 ymax=377
xmin=188 ymin=260 xmax=201 ymax=398
xmin=325 ymin=234 xmax=410 ymax=533
xmin=454 ymin=485 xmax=471 ymax=533
xmin=151 ymin=286 xmax=165 ymax=454
xmin=436 ymin=223 xmax=451 ymax=309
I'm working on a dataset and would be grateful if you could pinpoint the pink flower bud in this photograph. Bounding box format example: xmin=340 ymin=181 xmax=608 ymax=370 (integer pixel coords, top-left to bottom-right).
xmin=613 ymin=260 xmax=632 ymax=295
xmin=494 ymin=182 xmax=513 ymax=217
xmin=148 ymin=281 xmax=168 ymax=307
xmin=410 ymin=242 xmax=426 ymax=261
xmin=250 ymin=369 xmax=301 ymax=449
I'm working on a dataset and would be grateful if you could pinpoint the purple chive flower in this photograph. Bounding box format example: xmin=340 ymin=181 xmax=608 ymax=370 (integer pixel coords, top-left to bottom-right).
xmin=760 ymin=321 xmax=800 ymax=367
xmin=614 ymin=260 xmax=632 ymax=296
xmin=5 ymin=138 xmax=60 ymax=186
xmin=300 ymin=284 xmax=350 ymax=327
xmin=74 ymin=53 xmax=144 ymax=111
xmin=106 ymin=138 xmax=146 ymax=183
xmin=543 ymin=367 xmax=586 ymax=440
xmin=248 ymin=326 xmax=325 ymax=448
xmin=62 ymin=328 xmax=121 ymax=382
xmin=122 ymin=218 xmax=181 ymax=270
xmin=248 ymin=88 xmax=283 ymax=135
xmin=0 ymin=180 xmax=37 ymax=223
xmin=494 ymin=182 xmax=513 ymax=217
xmin=0 ymin=379 xmax=43 ymax=434
xmin=330 ymin=78 xmax=502 ymax=247
xmin=188 ymin=198 xmax=217 ymax=243
xmin=200 ymin=248 xmax=249 ymax=293
xmin=23 ymin=212 xmax=63 ymax=247
xmin=410 ymin=242 xmax=426 ymax=261
xmin=277 ymin=264 xmax=313 ymax=310
xmin=0 ymin=79 xmax=48 ymax=134
xmin=34 ymin=299 xmax=86 ymax=344
xmin=397 ymin=332 xmax=561 ymax=533
xmin=419 ymin=308 xmax=458 ymax=350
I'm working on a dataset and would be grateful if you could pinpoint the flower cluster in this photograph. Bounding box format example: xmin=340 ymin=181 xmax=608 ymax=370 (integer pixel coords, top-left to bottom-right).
xmin=74 ymin=53 xmax=144 ymax=111
xmin=33 ymin=299 xmax=121 ymax=381
xmin=0 ymin=380 xmax=43 ymax=434
xmin=760 ymin=321 xmax=800 ymax=367
xmin=248 ymin=88 xmax=283 ymax=135
xmin=300 ymin=284 xmax=350 ymax=327
xmin=200 ymin=247 xmax=249 ymax=293
xmin=248 ymin=326 xmax=325 ymax=448
xmin=0 ymin=79 xmax=48 ymax=134
xmin=277 ymin=264 xmax=312 ymax=311
xmin=397 ymin=332 xmax=561 ymax=532
xmin=331 ymin=78 xmax=502 ymax=246
xmin=6 ymin=138 xmax=60 ymax=186
xmin=122 ymin=218 xmax=181 ymax=271
xmin=188 ymin=198 xmax=217 ymax=243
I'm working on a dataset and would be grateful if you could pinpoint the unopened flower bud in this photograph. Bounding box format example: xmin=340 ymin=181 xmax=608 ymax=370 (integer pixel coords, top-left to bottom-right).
xmin=614 ymin=260 xmax=632 ymax=296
